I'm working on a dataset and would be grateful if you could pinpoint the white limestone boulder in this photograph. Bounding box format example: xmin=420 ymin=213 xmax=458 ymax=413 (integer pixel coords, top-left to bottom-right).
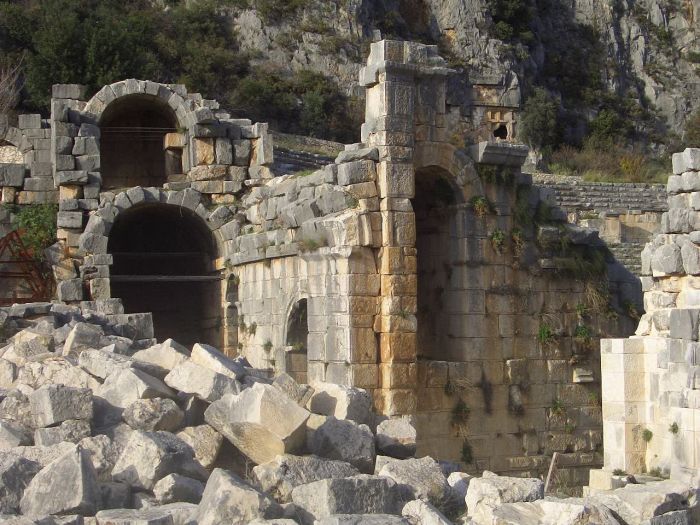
xmin=95 ymin=503 xmax=198 ymax=525
xmin=377 ymin=456 xmax=449 ymax=505
xmin=375 ymin=417 xmax=417 ymax=459
xmin=309 ymin=416 xmax=375 ymax=473
xmin=190 ymin=342 xmax=245 ymax=379
xmin=78 ymin=348 xmax=133 ymax=379
xmin=176 ymin=424 xmax=222 ymax=469
xmin=191 ymin=468 xmax=283 ymax=525
xmin=34 ymin=419 xmax=91 ymax=446
xmin=164 ymin=360 xmax=240 ymax=402
xmin=402 ymin=499 xmax=453 ymax=525
xmin=252 ymin=454 xmax=360 ymax=503
xmin=485 ymin=499 xmax=621 ymax=525
xmin=0 ymin=454 xmax=42 ymax=513
xmin=122 ymin=398 xmax=184 ymax=432
xmin=19 ymin=446 xmax=99 ymax=517
xmin=0 ymin=420 xmax=32 ymax=450
xmin=153 ymin=473 xmax=205 ymax=504
xmin=97 ymin=368 xmax=175 ymax=409
xmin=29 ymin=384 xmax=93 ymax=428
xmin=204 ymin=383 xmax=310 ymax=464
xmin=466 ymin=471 xmax=544 ymax=520
xmin=307 ymin=383 xmax=372 ymax=424
xmin=132 ymin=338 xmax=189 ymax=376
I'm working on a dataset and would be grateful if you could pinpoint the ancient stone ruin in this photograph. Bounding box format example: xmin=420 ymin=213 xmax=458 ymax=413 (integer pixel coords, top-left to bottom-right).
xmin=1 ymin=39 xmax=699 ymax=524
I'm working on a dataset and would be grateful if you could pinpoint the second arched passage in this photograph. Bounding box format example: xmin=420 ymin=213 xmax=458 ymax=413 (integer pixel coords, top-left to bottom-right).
xmin=107 ymin=203 xmax=222 ymax=348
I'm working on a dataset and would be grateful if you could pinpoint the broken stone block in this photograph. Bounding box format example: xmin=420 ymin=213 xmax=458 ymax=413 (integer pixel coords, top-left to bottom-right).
xmin=252 ymin=454 xmax=360 ymax=503
xmin=375 ymin=418 xmax=416 ymax=459
xmin=669 ymin=309 xmax=700 ymax=341
xmin=97 ymin=368 xmax=175 ymax=409
xmin=315 ymin=516 xmax=409 ymax=525
xmin=29 ymin=384 xmax=93 ymax=427
xmin=402 ymin=499 xmax=452 ymax=525
xmin=0 ymin=359 xmax=16 ymax=388
xmin=16 ymin=357 xmax=101 ymax=391
xmin=78 ymin=349 xmax=132 ymax=379
xmin=62 ymin=322 xmax=104 ymax=357
xmin=98 ymin=481 xmax=131 ymax=511
xmin=79 ymin=435 xmax=116 ymax=481
xmin=20 ymin=447 xmax=99 ymax=517
xmin=111 ymin=430 xmax=207 ymax=491
xmin=0 ymin=454 xmax=41 ymax=513
xmin=272 ymin=373 xmax=314 ymax=406
xmin=309 ymin=417 xmax=375 ymax=473
xmin=191 ymin=468 xmax=283 ymax=525
xmin=0 ymin=391 xmax=34 ymax=429
xmin=651 ymin=244 xmax=683 ymax=276
xmin=485 ymin=498 xmax=620 ymax=525
xmin=291 ymin=475 xmax=399 ymax=525
xmin=153 ymin=473 xmax=205 ymax=504
xmin=0 ymin=420 xmax=32 ymax=450
xmin=190 ymin=343 xmax=245 ymax=379
xmin=307 ymin=383 xmax=372 ymax=424
xmin=337 ymin=160 xmax=377 ymax=186
xmin=164 ymin=360 xmax=240 ymax=402
xmin=465 ymin=471 xmax=544 ymax=519
xmin=335 ymin=147 xmax=379 ymax=164
xmin=122 ymin=398 xmax=184 ymax=432
xmin=34 ymin=419 xmax=91 ymax=446
xmin=377 ymin=456 xmax=448 ymax=505
xmin=175 ymin=425 xmax=222 ymax=469
xmin=95 ymin=503 xmax=198 ymax=525
xmin=131 ymin=339 xmax=189 ymax=376
xmin=447 ymin=471 xmax=472 ymax=503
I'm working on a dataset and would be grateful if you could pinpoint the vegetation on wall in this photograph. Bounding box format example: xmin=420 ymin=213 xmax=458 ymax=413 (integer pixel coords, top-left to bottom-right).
xmin=3 ymin=203 xmax=58 ymax=258
xmin=0 ymin=0 xmax=359 ymax=141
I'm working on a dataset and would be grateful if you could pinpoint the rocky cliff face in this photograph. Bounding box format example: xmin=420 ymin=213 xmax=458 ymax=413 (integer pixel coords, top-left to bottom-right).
xmin=225 ymin=0 xmax=700 ymax=144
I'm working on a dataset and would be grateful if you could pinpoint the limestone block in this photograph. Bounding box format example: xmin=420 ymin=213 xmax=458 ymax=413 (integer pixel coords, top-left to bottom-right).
xmin=153 ymin=473 xmax=205 ymax=504
xmin=111 ymin=430 xmax=208 ymax=491
xmin=204 ymin=384 xmax=310 ymax=464
xmin=79 ymin=434 xmax=117 ymax=482
xmin=291 ymin=475 xmax=399 ymax=525
xmin=0 ymin=420 xmax=31 ymax=450
xmin=378 ymin=455 xmax=448 ymax=505
xmin=447 ymin=471 xmax=472 ymax=503
xmin=56 ymin=170 xmax=88 ymax=185
xmin=375 ymin=417 xmax=416 ymax=459
xmin=164 ymin=132 xmax=185 ymax=149
xmin=307 ymin=383 xmax=372 ymax=424
xmin=187 ymin=164 xmax=227 ymax=181
xmin=252 ymin=134 xmax=274 ymax=166
xmin=176 ymin=425 xmax=223 ymax=469
xmin=0 ymin=454 xmax=42 ymax=513
xmin=29 ymin=384 xmax=92 ymax=428
xmin=681 ymin=243 xmax=700 ymax=275
xmin=377 ymin=162 xmax=414 ymax=198
xmin=233 ymin=139 xmax=251 ymax=166
xmin=485 ymin=499 xmax=620 ymax=525
xmin=52 ymin=84 xmax=86 ymax=99
xmin=77 ymin=349 xmax=131 ymax=379
xmin=164 ymin=360 xmax=240 ymax=402
xmin=34 ymin=419 xmax=91 ymax=446
xmin=335 ymin=148 xmax=380 ymax=164
xmin=19 ymin=447 xmax=99 ymax=517
xmin=308 ymin=416 xmax=375 ymax=473
xmin=401 ymin=499 xmax=452 ymax=525
xmin=97 ymin=368 xmax=175 ymax=409
xmin=315 ymin=515 xmax=408 ymax=525
xmin=252 ymin=454 xmax=359 ymax=503
xmin=191 ymin=468 xmax=283 ymax=525
xmin=123 ymin=398 xmax=184 ymax=432
xmin=57 ymin=279 xmax=84 ymax=302
xmin=651 ymin=244 xmax=683 ymax=276
xmin=193 ymin=138 xmax=215 ymax=165
xmin=190 ymin=343 xmax=245 ymax=379
xmin=465 ymin=471 xmax=544 ymax=518
xmin=669 ymin=309 xmax=700 ymax=340
xmin=337 ymin=160 xmax=377 ymax=186
xmin=95 ymin=503 xmax=198 ymax=524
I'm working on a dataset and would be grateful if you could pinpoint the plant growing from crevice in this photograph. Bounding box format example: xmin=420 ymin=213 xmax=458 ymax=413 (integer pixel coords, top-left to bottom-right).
xmin=477 ymin=369 xmax=493 ymax=415
xmin=575 ymin=302 xmax=588 ymax=318
xmin=460 ymin=440 xmax=473 ymax=464
xmin=263 ymin=339 xmax=273 ymax=353
xmin=444 ymin=381 xmax=457 ymax=397
xmin=291 ymin=341 xmax=305 ymax=352
xmin=470 ymin=196 xmax=491 ymax=218
xmin=551 ymin=398 xmax=566 ymax=416
xmin=564 ymin=421 xmax=577 ymax=434
xmin=451 ymin=399 xmax=471 ymax=427
xmin=511 ymin=228 xmax=525 ymax=257
xmin=642 ymin=428 xmax=653 ymax=442
xmin=490 ymin=228 xmax=506 ymax=254
xmin=573 ymin=324 xmax=593 ymax=349
xmin=297 ymin=236 xmax=327 ymax=252
xmin=669 ymin=422 xmax=679 ymax=434
xmin=612 ymin=468 xmax=627 ymax=476
xmin=247 ymin=322 xmax=257 ymax=336
xmin=538 ymin=323 xmax=556 ymax=346
xmin=624 ymin=300 xmax=641 ymax=320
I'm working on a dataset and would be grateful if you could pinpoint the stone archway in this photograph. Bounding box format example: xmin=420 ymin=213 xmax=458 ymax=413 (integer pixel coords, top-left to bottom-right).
xmin=107 ymin=202 xmax=222 ymax=348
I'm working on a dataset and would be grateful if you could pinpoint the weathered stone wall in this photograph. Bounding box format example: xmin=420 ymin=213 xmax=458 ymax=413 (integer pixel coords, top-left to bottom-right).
xmin=596 ymin=148 xmax=700 ymax=487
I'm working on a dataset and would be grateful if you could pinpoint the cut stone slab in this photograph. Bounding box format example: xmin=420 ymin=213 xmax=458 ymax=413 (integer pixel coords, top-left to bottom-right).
xmin=375 ymin=418 xmax=416 ymax=459
xmin=204 ymin=383 xmax=310 ymax=464
xmin=252 ymin=454 xmax=360 ymax=503
xmin=486 ymin=498 xmax=621 ymax=525
xmin=19 ymin=446 xmax=99 ymax=517
xmin=315 ymin=516 xmax=409 ymax=525
xmin=95 ymin=503 xmax=198 ymax=525
xmin=153 ymin=473 xmax=204 ymax=504
xmin=111 ymin=430 xmax=208 ymax=491
xmin=78 ymin=349 xmax=133 ymax=379
xmin=29 ymin=384 xmax=93 ymax=427
xmin=272 ymin=372 xmax=314 ymax=406
xmin=176 ymin=425 xmax=223 ymax=469
xmin=17 ymin=357 xmax=101 ymax=391
xmin=0 ymin=454 xmax=42 ymax=513
xmin=309 ymin=417 xmax=375 ymax=473
xmin=62 ymin=322 xmax=104 ymax=357
xmin=0 ymin=420 xmax=32 ymax=450
xmin=131 ymin=339 xmax=189 ymax=376
xmin=191 ymin=468 xmax=283 ymax=525
xmin=34 ymin=419 xmax=91 ymax=446
xmin=164 ymin=360 xmax=240 ymax=402
xmin=307 ymin=383 xmax=372 ymax=424
xmin=122 ymin=398 xmax=184 ymax=432
xmin=402 ymin=499 xmax=452 ymax=525
xmin=466 ymin=471 xmax=544 ymax=519
xmin=79 ymin=434 xmax=117 ymax=481
xmin=377 ymin=456 xmax=448 ymax=505
xmin=291 ymin=475 xmax=400 ymax=525
xmin=97 ymin=368 xmax=175 ymax=409
xmin=190 ymin=343 xmax=244 ymax=379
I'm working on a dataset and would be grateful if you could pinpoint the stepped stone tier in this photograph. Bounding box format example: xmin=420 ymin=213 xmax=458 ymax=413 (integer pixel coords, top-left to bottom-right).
xmin=596 ymin=148 xmax=700 ymax=486
xmin=1 ymin=38 xmax=646 ymax=482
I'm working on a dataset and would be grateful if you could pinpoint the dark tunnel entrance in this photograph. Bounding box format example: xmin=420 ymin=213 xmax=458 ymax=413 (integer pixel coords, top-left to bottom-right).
xmin=108 ymin=204 xmax=222 ymax=348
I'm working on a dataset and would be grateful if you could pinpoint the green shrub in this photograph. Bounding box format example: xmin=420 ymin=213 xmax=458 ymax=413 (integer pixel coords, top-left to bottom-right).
xmin=520 ymin=88 xmax=560 ymax=151
xmin=5 ymin=203 xmax=58 ymax=258
xmin=685 ymin=109 xmax=700 ymax=148
xmin=490 ymin=229 xmax=506 ymax=253
xmin=642 ymin=428 xmax=653 ymax=442
xmin=538 ymin=323 xmax=555 ymax=345
xmin=669 ymin=422 xmax=679 ymax=434
xmin=451 ymin=400 xmax=471 ymax=426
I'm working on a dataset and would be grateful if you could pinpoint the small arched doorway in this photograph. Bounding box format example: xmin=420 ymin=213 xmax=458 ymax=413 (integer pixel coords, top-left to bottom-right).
xmin=100 ymin=95 xmax=181 ymax=189
xmin=285 ymin=299 xmax=308 ymax=383
xmin=108 ymin=203 xmax=222 ymax=348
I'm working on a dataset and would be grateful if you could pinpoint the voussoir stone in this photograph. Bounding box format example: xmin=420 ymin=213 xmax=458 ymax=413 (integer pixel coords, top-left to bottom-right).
xmin=19 ymin=446 xmax=99 ymax=517
xmin=191 ymin=468 xmax=283 ymax=525
xmin=252 ymin=454 xmax=360 ymax=503
xmin=204 ymin=383 xmax=310 ymax=464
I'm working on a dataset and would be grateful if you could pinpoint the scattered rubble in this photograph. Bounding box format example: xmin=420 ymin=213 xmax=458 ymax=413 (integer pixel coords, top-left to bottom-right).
xmin=0 ymin=303 xmax=699 ymax=524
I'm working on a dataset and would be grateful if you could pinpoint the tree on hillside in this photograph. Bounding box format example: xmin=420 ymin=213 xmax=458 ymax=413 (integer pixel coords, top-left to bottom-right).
xmin=519 ymin=87 xmax=560 ymax=152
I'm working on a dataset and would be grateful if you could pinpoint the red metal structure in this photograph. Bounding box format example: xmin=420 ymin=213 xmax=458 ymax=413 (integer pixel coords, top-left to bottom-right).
xmin=0 ymin=229 xmax=53 ymax=306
